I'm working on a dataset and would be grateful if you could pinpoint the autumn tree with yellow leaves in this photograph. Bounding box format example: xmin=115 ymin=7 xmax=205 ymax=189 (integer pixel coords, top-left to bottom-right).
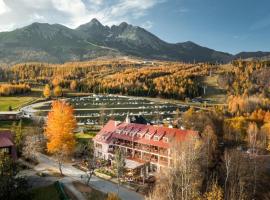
xmin=44 ymin=101 xmax=77 ymax=175
xmin=54 ymin=85 xmax=62 ymax=97
xmin=43 ymin=84 xmax=51 ymax=98
xmin=70 ymin=80 xmax=77 ymax=91
xmin=203 ymin=183 xmax=223 ymax=200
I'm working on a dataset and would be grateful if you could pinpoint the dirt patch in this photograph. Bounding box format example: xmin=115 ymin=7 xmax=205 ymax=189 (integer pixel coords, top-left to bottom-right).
xmin=72 ymin=181 xmax=107 ymax=200
xmin=72 ymin=181 xmax=92 ymax=193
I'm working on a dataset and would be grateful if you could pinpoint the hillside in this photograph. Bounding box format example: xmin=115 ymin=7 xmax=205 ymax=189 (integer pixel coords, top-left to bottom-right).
xmin=234 ymin=51 xmax=270 ymax=60
xmin=0 ymin=19 xmax=269 ymax=65
xmin=0 ymin=19 xmax=231 ymax=65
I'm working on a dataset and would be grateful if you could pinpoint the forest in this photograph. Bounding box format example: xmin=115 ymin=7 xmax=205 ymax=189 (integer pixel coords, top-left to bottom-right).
xmin=1 ymin=59 xmax=270 ymax=199
xmin=148 ymin=60 xmax=270 ymax=200
xmin=0 ymin=60 xmax=216 ymax=100
xmin=0 ymin=83 xmax=31 ymax=96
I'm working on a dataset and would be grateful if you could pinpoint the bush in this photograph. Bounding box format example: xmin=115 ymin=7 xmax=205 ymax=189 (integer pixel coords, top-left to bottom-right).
xmin=107 ymin=193 xmax=121 ymax=200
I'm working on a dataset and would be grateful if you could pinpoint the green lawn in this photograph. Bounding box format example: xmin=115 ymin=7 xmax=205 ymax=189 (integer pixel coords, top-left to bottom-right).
xmin=75 ymin=132 xmax=97 ymax=139
xmin=30 ymin=185 xmax=60 ymax=200
xmin=0 ymin=96 xmax=38 ymax=111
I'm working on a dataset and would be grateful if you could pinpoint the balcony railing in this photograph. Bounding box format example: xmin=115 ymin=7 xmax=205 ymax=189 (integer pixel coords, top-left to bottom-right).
xmin=113 ymin=143 xmax=170 ymax=158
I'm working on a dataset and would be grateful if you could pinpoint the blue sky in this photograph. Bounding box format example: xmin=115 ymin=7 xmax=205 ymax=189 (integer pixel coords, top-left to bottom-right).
xmin=141 ymin=0 xmax=270 ymax=54
xmin=0 ymin=0 xmax=269 ymax=53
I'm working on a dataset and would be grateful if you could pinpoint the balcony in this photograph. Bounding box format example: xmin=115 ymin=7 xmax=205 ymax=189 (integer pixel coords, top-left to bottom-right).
xmin=113 ymin=140 xmax=169 ymax=157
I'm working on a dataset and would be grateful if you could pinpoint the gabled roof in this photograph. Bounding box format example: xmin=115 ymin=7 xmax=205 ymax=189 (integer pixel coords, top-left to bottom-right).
xmin=0 ymin=131 xmax=14 ymax=148
xmin=94 ymin=120 xmax=197 ymax=149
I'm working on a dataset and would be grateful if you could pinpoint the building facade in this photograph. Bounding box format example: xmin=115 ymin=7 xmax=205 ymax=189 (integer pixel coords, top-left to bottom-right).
xmin=93 ymin=120 xmax=197 ymax=172
xmin=0 ymin=111 xmax=22 ymax=121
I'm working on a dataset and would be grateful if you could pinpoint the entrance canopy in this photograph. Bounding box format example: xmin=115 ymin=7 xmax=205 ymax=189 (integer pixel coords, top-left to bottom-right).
xmin=125 ymin=159 xmax=145 ymax=170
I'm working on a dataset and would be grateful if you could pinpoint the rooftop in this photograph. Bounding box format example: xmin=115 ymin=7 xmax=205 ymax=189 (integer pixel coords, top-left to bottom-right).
xmin=0 ymin=111 xmax=21 ymax=115
xmin=0 ymin=131 xmax=14 ymax=148
xmin=125 ymin=159 xmax=145 ymax=170
xmin=94 ymin=120 xmax=197 ymax=149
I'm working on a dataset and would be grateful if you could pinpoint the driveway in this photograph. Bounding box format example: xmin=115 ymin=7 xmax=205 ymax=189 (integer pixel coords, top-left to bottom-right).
xmin=35 ymin=153 xmax=144 ymax=200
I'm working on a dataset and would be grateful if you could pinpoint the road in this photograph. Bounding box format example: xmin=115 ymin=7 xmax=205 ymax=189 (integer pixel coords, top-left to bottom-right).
xmin=35 ymin=153 xmax=144 ymax=200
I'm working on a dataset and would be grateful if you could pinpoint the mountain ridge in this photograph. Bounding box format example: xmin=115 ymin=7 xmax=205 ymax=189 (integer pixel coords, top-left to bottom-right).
xmin=0 ymin=18 xmax=269 ymax=65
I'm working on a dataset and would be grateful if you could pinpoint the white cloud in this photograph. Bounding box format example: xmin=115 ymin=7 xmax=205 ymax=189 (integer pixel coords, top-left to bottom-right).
xmin=142 ymin=21 xmax=153 ymax=29
xmin=0 ymin=0 xmax=164 ymax=31
xmin=88 ymin=0 xmax=104 ymax=5
xmin=0 ymin=0 xmax=9 ymax=14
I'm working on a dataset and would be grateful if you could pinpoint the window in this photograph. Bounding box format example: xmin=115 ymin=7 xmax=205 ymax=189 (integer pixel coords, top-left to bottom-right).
xmin=163 ymin=137 xmax=169 ymax=143
xmin=154 ymin=136 xmax=159 ymax=141
xmin=137 ymin=131 xmax=145 ymax=138
xmin=116 ymin=129 xmax=121 ymax=134
xmin=95 ymin=143 xmax=102 ymax=149
xmin=145 ymin=134 xmax=151 ymax=140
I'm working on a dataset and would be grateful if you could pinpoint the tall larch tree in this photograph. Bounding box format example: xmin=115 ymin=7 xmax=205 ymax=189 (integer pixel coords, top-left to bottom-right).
xmin=54 ymin=85 xmax=62 ymax=97
xmin=70 ymin=80 xmax=77 ymax=91
xmin=44 ymin=100 xmax=77 ymax=175
xmin=43 ymin=84 xmax=51 ymax=99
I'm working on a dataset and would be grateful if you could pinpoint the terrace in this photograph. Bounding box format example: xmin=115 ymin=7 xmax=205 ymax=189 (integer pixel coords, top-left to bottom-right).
xmin=113 ymin=138 xmax=169 ymax=157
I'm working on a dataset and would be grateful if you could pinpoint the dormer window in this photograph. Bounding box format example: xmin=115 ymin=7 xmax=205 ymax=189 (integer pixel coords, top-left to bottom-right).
xmin=116 ymin=129 xmax=121 ymax=134
xmin=163 ymin=137 xmax=169 ymax=143
xmin=145 ymin=134 xmax=151 ymax=140
xmin=154 ymin=135 xmax=159 ymax=141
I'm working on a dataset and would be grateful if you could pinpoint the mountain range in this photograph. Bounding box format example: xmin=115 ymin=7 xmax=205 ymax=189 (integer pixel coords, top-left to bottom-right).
xmin=0 ymin=18 xmax=269 ymax=65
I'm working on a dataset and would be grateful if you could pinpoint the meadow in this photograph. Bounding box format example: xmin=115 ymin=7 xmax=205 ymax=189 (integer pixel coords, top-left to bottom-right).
xmin=0 ymin=96 xmax=38 ymax=111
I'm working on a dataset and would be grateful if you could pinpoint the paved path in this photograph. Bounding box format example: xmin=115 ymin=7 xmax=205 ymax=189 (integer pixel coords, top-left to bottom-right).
xmin=60 ymin=178 xmax=87 ymax=200
xmin=18 ymin=169 xmax=60 ymax=189
xmin=35 ymin=153 xmax=144 ymax=200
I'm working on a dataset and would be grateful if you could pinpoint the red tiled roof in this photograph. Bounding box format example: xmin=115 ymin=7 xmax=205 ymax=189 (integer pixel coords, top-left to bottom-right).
xmin=94 ymin=120 xmax=197 ymax=149
xmin=0 ymin=131 xmax=14 ymax=148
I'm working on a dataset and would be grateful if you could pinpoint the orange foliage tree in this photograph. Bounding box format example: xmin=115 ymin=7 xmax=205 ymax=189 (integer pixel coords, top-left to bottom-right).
xmin=44 ymin=100 xmax=77 ymax=175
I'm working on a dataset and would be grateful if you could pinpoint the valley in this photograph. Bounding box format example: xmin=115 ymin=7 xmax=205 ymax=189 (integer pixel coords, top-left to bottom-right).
xmin=0 ymin=2 xmax=270 ymax=198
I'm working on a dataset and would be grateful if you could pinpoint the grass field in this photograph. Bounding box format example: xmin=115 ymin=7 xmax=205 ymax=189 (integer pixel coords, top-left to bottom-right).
xmin=75 ymin=132 xmax=97 ymax=139
xmin=0 ymin=86 xmax=44 ymax=111
xmin=0 ymin=96 xmax=39 ymax=111
xmin=201 ymin=75 xmax=227 ymax=103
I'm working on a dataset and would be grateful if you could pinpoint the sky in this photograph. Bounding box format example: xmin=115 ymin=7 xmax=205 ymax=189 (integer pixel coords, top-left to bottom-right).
xmin=0 ymin=0 xmax=269 ymax=54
